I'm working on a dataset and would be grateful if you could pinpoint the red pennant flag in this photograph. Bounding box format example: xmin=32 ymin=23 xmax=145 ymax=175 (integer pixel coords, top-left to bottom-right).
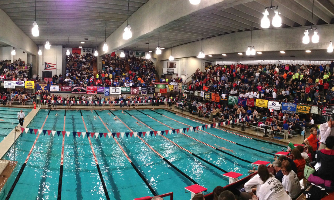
xmin=90 ymin=132 xmax=95 ymax=138
xmin=196 ymin=127 xmax=199 ymax=130
xmin=220 ymin=122 xmax=223 ymax=126
xmin=62 ymin=131 xmax=66 ymax=137
xmin=103 ymin=133 xmax=107 ymax=138
xmin=130 ymin=132 xmax=133 ymax=137
xmin=77 ymin=132 xmax=81 ymax=137
xmin=21 ymin=127 xmax=25 ymax=133
xmin=116 ymin=132 xmax=120 ymax=138
xmin=154 ymin=131 xmax=157 ymax=136
xmin=34 ymin=129 xmax=38 ymax=134
xmin=205 ymin=125 xmax=208 ymax=129
xmin=165 ymin=130 xmax=169 ymax=135
xmin=186 ymin=128 xmax=189 ymax=132
xmin=47 ymin=130 xmax=52 ymax=135
xmin=176 ymin=129 xmax=179 ymax=133
xmin=142 ymin=132 xmax=146 ymax=137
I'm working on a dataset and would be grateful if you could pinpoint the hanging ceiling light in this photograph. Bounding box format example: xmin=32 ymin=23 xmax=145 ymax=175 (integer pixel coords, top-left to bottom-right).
xmin=66 ymin=49 xmax=70 ymax=56
xmin=45 ymin=40 xmax=51 ymax=49
xmin=169 ymin=47 xmax=174 ymax=61
xmin=145 ymin=43 xmax=151 ymax=59
xmin=123 ymin=0 xmax=132 ymax=40
xmin=261 ymin=9 xmax=270 ymax=28
xmin=38 ymin=49 xmax=42 ymax=55
xmin=250 ymin=46 xmax=256 ymax=55
xmin=246 ymin=46 xmax=251 ymax=56
xmin=120 ymin=51 xmax=125 ymax=58
xmin=311 ymin=29 xmax=319 ymax=43
xmin=197 ymin=38 xmax=205 ymax=58
xmin=246 ymin=26 xmax=256 ymax=56
xmin=302 ymin=30 xmax=310 ymax=44
xmin=31 ymin=0 xmax=39 ymax=37
xmin=94 ymin=49 xmax=99 ymax=57
xmin=11 ymin=49 xmax=16 ymax=56
xmin=156 ymin=32 xmax=162 ymax=55
xmin=189 ymin=0 xmax=201 ymax=5
xmin=327 ymin=41 xmax=333 ymax=53
xmin=103 ymin=25 xmax=108 ymax=52
xmin=272 ymin=10 xmax=282 ymax=27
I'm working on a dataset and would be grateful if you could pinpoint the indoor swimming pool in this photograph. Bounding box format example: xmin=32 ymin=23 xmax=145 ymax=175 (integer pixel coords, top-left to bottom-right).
xmin=0 ymin=109 xmax=284 ymax=200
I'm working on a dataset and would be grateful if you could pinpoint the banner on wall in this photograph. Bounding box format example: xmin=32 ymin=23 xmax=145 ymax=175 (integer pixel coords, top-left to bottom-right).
xmin=4 ymin=81 xmax=15 ymax=88
xmin=87 ymin=86 xmax=97 ymax=94
xmin=297 ymin=105 xmax=311 ymax=114
xmin=44 ymin=62 xmax=57 ymax=70
xmin=104 ymin=87 xmax=110 ymax=96
xmin=72 ymin=86 xmax=86 ymax=94
xmin=256 ymin=99 xmax=268 ymax=108
xmin=160 ymin=88 xmax=167 ymax=93
xmin=72 ymin=48 xmax=81 ymax=54
xmin=168 ymin=85 xmax=174 ymax=91
xmin=148 ymin=86 xmax=155 ymax=94
xmin=141 ymin=87 xmax=147 ymax=95
xmin=25 ymin=81 xmax=35 ymax=89
xmin=238 ymin=98 xmax=247 ymax=107
xmin=156 ymin=84 xmax=166 ymax=89
xmin=36 ymin=84 xmax=49 ymax=92
xmin=311 ymin=106 xmax=319 ymax=115
xmin=228 ymin=96 xmax=238 ymax=105
xmin=97 ymin=87 xmax=104 ymax=93
xmin=121 ymin=87 xmax=131 ymax=94
xmin=13 ymin=81 xmax=25 ymax=87
xmin=61 ymin=86 xmax=72 ymax=92
xmin=282 ymin=102 xmax=297 ymax=113
xmin=110 ymin=87 xmax=121 ymax=94
xmin=50 ymin=85 xmax=59 ymax=92
xmin=268 ymin=101 xmax=281 ymax=110
xmin=322 ymin=106 xmax=334 ymax=116
xmin=131 ymin=87 xmax=140 ymax=94
xmin=204 ymin=93 xmax=211 ymax=100
xmin=247 ymin=98 xmax=255 ymax=107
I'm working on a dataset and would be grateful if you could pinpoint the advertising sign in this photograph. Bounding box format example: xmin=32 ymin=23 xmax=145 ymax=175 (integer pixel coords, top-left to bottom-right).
xmin=25 ymin=81 xmax=35 ymax=89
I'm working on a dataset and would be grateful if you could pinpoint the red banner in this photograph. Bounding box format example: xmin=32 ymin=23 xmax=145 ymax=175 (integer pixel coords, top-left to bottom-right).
xmin=131 ymin=87 xmax=139 ymax=94
xmin=44 ymin=78 xmax=52 ymax=83
xmin=247 ymin=98 xmax=255 ymax=107
xmin=160 ymin=88 xmax=167 ymax=93
xmin=61 ymin=86 xmax=72 ymax=92
xmin=72 ymin=48 xmax=81 ymax=54
xmin=87 ymin=86 xmax=97 ymax=94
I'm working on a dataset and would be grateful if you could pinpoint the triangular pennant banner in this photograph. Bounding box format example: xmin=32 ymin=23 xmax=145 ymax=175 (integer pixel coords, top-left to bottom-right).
xmin=94 ymin=132 xmax=98 ymax=138
xmin=52 ymin=131 xmax=56 ymax=136
xmin=99 ymin=133 xmax=103 ymax=138
xmin=183 ymin=128 xmax=187 ymax=133
xmin=112 ymin=133 xmax=116 ymax=138
xmin=34 ymin=129 xmax=38 ymax=134
xmin=134 ymin=132 xmax=138 ymax=137
xmin=186 ymin=128 xmax=189 ymax=132
xmin=172 ymin=129 xmax=175 ymax=134
xmin=150 ymin=131 xmax=154 ymax=136
xmin=47 ymin=130 xmax=52 ymax=135
xmin=21 ymin=127 xmax=25 ymax=133
xmin=121 ymin=132 xmax=125 ymax=138
xmin=43 ymin=130 xmax=47 ymax=135
xmin=161 ymin=131 xmax=164 ymax=135
xmin=86 ymin=132 xmax=90 ymax=138
xmin=143 ymin=132 xmax=147 ymax=137
xmin=25 ymin=128 xmax=29 ymax=133
xmin=116 ymin=132 xmax=120 ymax=138
xmin=62 ymin=131 xmax=66 ymax=137
xmin=157 ymin=131 xmax=161 ymax=135
xmin=176 ymin=129 xmax=179 ymax=133
xmin=154 ymin=131 xmax=157 ymax=136
xmin=138 ymin=132 xmax=142 ymax=137
xmin=108 ymin=132 xmax=112 ymax=138
xmin=125 ymin=132 xmax=129 ymax=138
xmin=130 ymin=132 xmax=133 ymax=137
xmin=77 ymin=132 xmax=81 ymax=137
xmin=165 ymin=130 xmax=168 ymax=135
xmin=57 ymin=131 xmax=61 ymax=136
xmin=73 ymin=132 xmax=77 ymax=137
xmin=202 ymin=125 xmax=206 ymax=130
xmin=205 ymin=125 xmax=208 ymax=129
xmin=38 ymin=129 xmax=42 ymax=134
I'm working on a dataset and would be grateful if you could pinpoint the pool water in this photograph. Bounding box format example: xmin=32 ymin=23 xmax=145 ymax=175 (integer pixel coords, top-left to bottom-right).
xmin=1 ymin=109 xmax=283 ymax=200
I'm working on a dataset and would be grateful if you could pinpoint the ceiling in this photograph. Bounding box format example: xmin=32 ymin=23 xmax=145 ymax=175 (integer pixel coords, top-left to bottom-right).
xmin=125 ymin=0 xmax=334 ymax=52
xmin=0 ymin=0 xmax=148 ymax=48
xmin=1 ymin=0 xmax=334 ymax=52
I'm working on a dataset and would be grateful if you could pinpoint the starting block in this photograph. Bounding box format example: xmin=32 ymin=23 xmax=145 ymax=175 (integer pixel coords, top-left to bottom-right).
xmin=252 ymin=160 xmax=271 ymax=165
xmin=185 ymin=184 xmax=207 ymax=200
xmin=275 ymin=151 xmax=289 ymax=156
xmin=223 ymin=172 xmax=243 ymax=184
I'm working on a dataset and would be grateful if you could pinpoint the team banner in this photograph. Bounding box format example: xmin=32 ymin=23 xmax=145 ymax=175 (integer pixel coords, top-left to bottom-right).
xmin=201 ymin=91 xmax=205 ymax=98
xmin=228 ymin=96 xmax=238 ymax=105
xmin=110 ymin=87 xmax=121 ymax=94
xmin=297 ymin=105 xmax=311 ymax=114
xmin=160 ymin=88 xmax=167 ymax=93
xmin=4 ymin=81 xmax=15 ymax=89
xmin=256 ymin=99 xmax=268 ymax=108
xmin=104 ymin=87 xmax=110 ymax=96
xmin=311 ymin=106 xmax=319 ymax=115
xmin=121 ymin=87 xmax=131 ymax=94
xmin=205 ymin=93 xmax=211 ymax=100
xmin=25 ymin=81 xmax=35 ymax=89
xmin=238 ymin=98 xmax=247 ymax=107
xmin=156 ymin=84 xmax=166 ymax=89
xmin=268 ymin=101 xmax=281 ymax=110
xmin=141 ymin=87 xmax=147 ymax=95
xmin=148 ymin=86 xmax=155 ymax=94
xmin=50 ymin=85 xmax=59 ymax=92
xmin=72 ymin=86 xmax=86 ymax=94
xmin=131 ymin=87 xmax=140 ymax=95
xmin=322 ymin=106 xmax=334 ymax=116
xmin=61 ymin=86 xmax=72 ymax=92
xmin=36 ymin=84 xmax=50 ymax=92
xmin=87 ymin=86 xmax=97 ymax=94
xmin=246 ymin=98 xmax=255 ymax=107
xmin=97 ymin=87 xmax=104 ymax=93
xmin=282 ymin=102 xmax=297 ymax=113
xmin=168 ymin=85 xmax=174 ymax=91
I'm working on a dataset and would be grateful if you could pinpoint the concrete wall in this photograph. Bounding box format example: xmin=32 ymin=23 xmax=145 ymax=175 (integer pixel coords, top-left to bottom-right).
xmin=0 ymin=47 xmax=12 ymax=61
xmin=38 ymin=45 xmax=63 ymax=77
xmin=13 ymin=49 xmax=27 ymax=64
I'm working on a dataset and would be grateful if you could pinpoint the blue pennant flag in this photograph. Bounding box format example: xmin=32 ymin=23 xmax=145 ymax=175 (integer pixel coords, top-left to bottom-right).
xmin=112 ymin=133 xmax=116 ymax=138
xmin=99 ymin=133 xmax=103 ymax=138
xmin=172 ymin=129 xmax=175 ymax=134
xmin=29 ymin=128 xmax=33 ymax=134
xmin=193 ymin=127 xmax=197 ymax=131
xmin=43 ymin=130 xmax=47 ymax=135
xmin=125 ymin=132 xmax=129 ymax=138
xmin=150 ymin=131 xmax=154 ymax=136
xmin=161 ymin=131 xmax=164 ymax=135
xmin=57 ymin=131 xmax=61 ymax=136
xmin=86 ymin=132 xmax=90 ymax=138
xmin=138 ymin=132 xmax=142 ymax=137
xmin=183 ymin=128 xmax=187 ymax=133
xmin=202 ymin=125 xmax=206 ymax=129
xmin=73 ymin=132 xmax=77 ymax=137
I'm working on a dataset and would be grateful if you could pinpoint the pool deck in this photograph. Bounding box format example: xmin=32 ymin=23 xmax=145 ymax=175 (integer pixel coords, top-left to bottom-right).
xmin=0 ymin=108 xmax=40 ymax=159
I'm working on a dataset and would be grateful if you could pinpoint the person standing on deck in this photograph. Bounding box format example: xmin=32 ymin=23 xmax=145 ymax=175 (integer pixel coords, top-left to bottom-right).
xmin=17 ymin=110 xmax=25 ymax=126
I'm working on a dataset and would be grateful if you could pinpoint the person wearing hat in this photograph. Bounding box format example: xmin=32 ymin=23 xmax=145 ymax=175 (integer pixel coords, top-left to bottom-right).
xmin=272 ymin=160 xmax=283 ymax=182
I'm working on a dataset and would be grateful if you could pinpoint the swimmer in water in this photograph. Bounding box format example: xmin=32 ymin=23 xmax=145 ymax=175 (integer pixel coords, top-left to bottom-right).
xmin=214 ymin=144 xmax=234 ymax=152
xmin=94 ymin=116 xmax=97 ymax=120
xmin=136 ymin=122 xmax=142 ymax=127
xmin=55 ymin=113 xmax=58 ymax=116
xmin=114 ymin=117 xmax=117 ymax=120
xmin=0 ymin=119 xmax=4 ymax=121
xmin=107 ymin=112 xmax=111 ymax=116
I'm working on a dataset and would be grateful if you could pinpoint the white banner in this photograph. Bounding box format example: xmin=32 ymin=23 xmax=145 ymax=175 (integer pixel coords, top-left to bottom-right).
xmin=268 ymin=101 xmax=281 ymax=110
xmin=4 ymin=81 xmax=15 ymax=88
xmin=13 ymin=81 xmax=25 ymax=87
xmin=50 ymin=85 xmax=59 ymax=92
xmin=110 ymin=87 xmax=121 ymax=94
xmin=311 ymin=106 xmax=319 ymax=114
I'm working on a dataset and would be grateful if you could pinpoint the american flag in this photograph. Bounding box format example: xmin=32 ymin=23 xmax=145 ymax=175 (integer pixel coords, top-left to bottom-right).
xmin=44 ymin=62 xmax=56 ymax=70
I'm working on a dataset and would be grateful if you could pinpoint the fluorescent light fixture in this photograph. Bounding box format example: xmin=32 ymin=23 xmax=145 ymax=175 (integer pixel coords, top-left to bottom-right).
xmin=169 ymin=55 xmax=174 ymax=61
xmin=120 ymin=51 xmax=125 ymax=58
xmin=305 ymin=50 xmax=311 ymax=53
xmin=189 ymin=0 xmax=201 ymax=5
xmin=280 ymin=51 xmax=285 ymax=54
xmin=149 ymin=50 xmax=152 ymax=53
xmin=81 ymin=41 xmax=85 ymax=44
xmin=79 ymin=46 xmax=82 ymax=49
xmin=160 ymin=48 xmax=165 ymax=49
xmin=208 ymin=55 xmax=212 ymax=57
xmin=328 ymin=41 xmax=333 ymax=53
xmin=238 ymin=53 xmax=243 ymax=55
xmin=257 ymin=52 xmax=262 ymax=54
xmin=222 ymin=54 xmax=227 ymax=56
xmin=197 ymin=51 xmax=205 ymax=58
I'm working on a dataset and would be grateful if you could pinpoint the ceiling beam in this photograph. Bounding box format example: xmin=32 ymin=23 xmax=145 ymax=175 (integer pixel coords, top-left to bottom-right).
xmin=294 ymin=0 xmax=331 ymax=24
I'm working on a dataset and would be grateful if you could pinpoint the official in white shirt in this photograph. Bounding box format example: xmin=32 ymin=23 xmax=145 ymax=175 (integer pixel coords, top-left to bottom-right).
xmin=319 ymin=119 xmax=334 ymax=150
xmin=17 ymin=110 xmax=25 ymax=126
xmin=281 ymin=160 xmax=301 ymax=199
